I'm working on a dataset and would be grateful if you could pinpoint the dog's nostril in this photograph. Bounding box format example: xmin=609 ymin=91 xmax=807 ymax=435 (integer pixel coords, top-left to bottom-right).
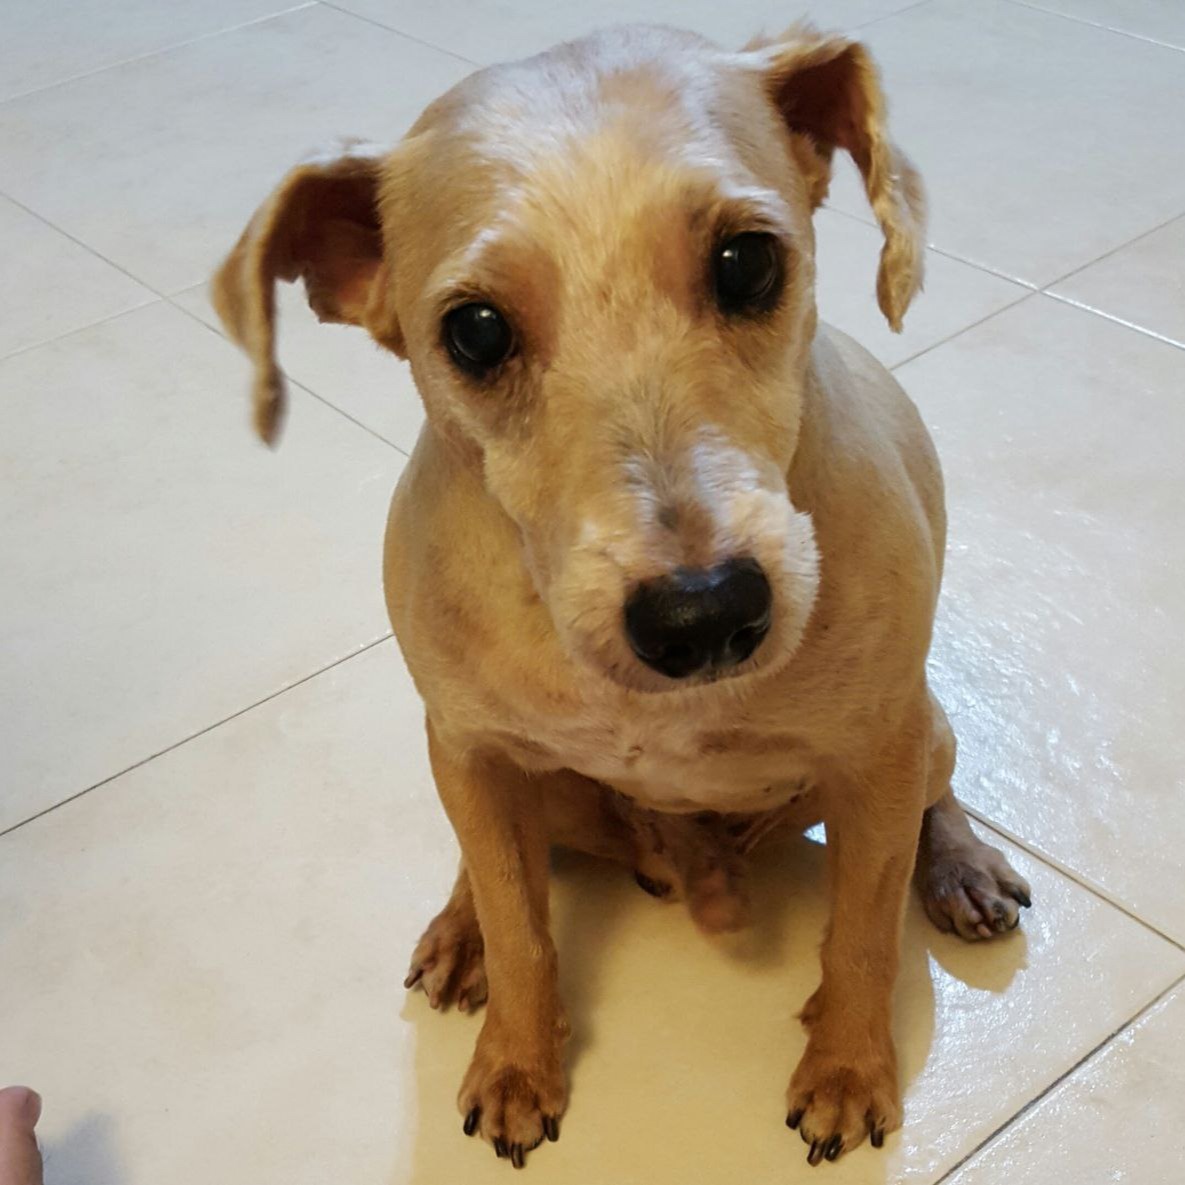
xmin=624 ymin=558 xmax=772 ymax=679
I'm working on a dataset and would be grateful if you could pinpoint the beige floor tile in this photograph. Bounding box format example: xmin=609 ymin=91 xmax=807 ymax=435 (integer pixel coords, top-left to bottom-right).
xmin=0 ymin=196 xmax=154 ymax=358
xmin=1021 ymin=0 xmax=1185 ymax=49
xmin=947 ymin=982 xmax=1185 ymax=1185
xmin=896 ymin=294 xmax=1185 ymax=942
xmin=2 ymin=640 xmax=1181 ymax=1185
xmin=815 ymin=209 xmax=1028 ymax=368
xmin=0 ymin=5 xmax=472 ymax=294
xmin=0 ymin=303 xmax=403 ymax=832
xmin=172 ymin=284 xmax=424 ymax=454
xmin=826 ymin=0 xmax=1185 ymax=285
xmin=1049 ymin=214 xmax=1185 ymax=348
xmin=328 ymin=0 xmax=927 ymax=65
xmin=0 ymin=0 xmax=311 ymax=101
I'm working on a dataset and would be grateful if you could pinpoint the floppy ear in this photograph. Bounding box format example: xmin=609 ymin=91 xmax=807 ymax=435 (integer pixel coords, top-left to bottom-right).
xmin=754 ymin=25 xmax=926 ymax=331
xmin=211 ymin=142 xmax=399 ymax=444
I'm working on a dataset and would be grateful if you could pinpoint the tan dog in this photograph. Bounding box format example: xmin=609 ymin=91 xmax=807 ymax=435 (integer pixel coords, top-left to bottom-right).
xmin=213 ymin=22 xmax=1031 ymax=1169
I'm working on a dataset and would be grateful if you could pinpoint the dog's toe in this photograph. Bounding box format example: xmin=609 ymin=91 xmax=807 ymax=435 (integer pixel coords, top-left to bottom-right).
xmin=406 ymin=907 xmax=487 ymax=1011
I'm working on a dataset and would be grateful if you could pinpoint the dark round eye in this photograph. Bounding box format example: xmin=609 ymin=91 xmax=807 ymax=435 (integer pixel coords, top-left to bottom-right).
xmin=443 ymin=302 xmax=514 ymax=375
xmin=713 ymin=232 xmax=782 ymax=314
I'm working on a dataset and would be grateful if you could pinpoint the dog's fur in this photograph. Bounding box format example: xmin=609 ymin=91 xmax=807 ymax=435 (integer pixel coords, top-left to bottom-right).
xmin=213 ymin=22 xmax=1031 ymax=1167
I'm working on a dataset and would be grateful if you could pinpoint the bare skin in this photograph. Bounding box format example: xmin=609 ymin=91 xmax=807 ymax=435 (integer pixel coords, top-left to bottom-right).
xmin=0 ymin=1088 xmax=42 ymax=1185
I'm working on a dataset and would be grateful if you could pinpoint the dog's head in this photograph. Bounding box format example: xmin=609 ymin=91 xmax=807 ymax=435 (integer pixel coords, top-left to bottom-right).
xmin=214 ymin=24 xmax=924 ymax=693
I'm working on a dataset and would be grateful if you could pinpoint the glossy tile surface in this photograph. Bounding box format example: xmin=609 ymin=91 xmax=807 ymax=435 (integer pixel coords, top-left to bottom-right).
xmin=2 ymin=642 xmax=1181 ymax=1185
xmin=947 ymin=984 xmax=1185 ymax=1185
xmin=899 ymin=295 xmax=1185 ymax=943
xmin=0 ymin=303 xmax=402 ymax=831
xmin=3 ymin=1 xmax=1185 ymax=1183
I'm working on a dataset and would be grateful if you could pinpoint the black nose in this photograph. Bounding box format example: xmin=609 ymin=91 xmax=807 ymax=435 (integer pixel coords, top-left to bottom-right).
xmin=624 ymin=558 xmax=772 ymax=679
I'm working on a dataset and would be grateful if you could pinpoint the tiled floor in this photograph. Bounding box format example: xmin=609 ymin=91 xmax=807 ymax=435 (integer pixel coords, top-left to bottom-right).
xmin=1 ymin=1 xmax=1182 ymax=1183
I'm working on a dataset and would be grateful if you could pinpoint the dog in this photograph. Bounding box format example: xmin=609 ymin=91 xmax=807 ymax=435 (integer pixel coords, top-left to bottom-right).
xmin=212 ymin=21 xmax=1032 ymax=1168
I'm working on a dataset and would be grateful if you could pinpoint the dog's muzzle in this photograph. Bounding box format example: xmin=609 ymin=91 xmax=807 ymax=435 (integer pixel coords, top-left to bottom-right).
xmin=624 ymin=557 xmax=772 ymax=679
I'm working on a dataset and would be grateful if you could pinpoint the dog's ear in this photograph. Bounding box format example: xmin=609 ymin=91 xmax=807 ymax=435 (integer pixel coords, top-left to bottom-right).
xmin=211 ymin=142 xmax=400 ymax=444
xmin=753 ymin=25 xmax=926 ymax=331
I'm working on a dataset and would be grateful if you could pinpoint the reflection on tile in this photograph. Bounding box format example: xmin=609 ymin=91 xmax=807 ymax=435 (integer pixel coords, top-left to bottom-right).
xmin=1050 ymin=214 xmax=1185 ymax=348
xmin=0 ymin=303 xmax=403 ymax=830
xmin=948 ymin=983 xmax=1185 ymax=1185
xmin=328 ymin=0 xmax=927 ymax=65
xmin=827 ymin=0 xmax=1185 ymax=285
xmin=0 ymin=0 xmax=310 ymax=100
xmin=2 ymin=640 xmax=1181 ymax=1184
xmin=814 ymin=209 xmax=1027 ymax=368
xmin=173 ymin=283 xmax=424 ymax=454
xmin=0 ymin=5 xmax=472 ymax=293
xmin=0 ymin=195 xmax=154 ymax=358
xmin=897 ymin=295 xmax=1185 ymax=941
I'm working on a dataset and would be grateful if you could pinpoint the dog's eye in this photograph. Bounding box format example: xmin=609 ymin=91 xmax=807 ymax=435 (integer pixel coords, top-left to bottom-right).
xmin=713 ymin=233 xmax=782 ymax=314
xmin=443 ymin=302 xmax=515 ymax=375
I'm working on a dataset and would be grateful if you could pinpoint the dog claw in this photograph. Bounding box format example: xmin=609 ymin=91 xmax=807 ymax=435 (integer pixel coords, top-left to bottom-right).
xmin=634 ymin=871 xmax=671 ymax=898
xmin=403 ymin=968 xmax=423 ymax=990
xmin=510 ymin=1143 xmax=525 ymax=1169
xmin=1010 ymin=887 xmax=1033 ymax=909
xmin=808 ymin=1139 xmax=825 ymax=1167
xmin=786 ymin=1109 xmax=804 ymax=1130
xmin=825 ymin=1135 xmax=843 ymax=1161
xmin=493 ymin=1137 xmax=508 ymax=1159
xmin=463 ymin=1107 xmax=480 ymax=1137
xmin=543 ymin=1115 xmax=560 ymax=1142
xmin=871 ymin=1126 xmax=885 ymax=1149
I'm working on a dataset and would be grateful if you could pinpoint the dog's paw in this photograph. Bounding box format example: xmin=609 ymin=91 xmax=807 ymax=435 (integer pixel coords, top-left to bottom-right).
xmin=918 ymin=841 xmax=1032 ymax=942
xmin=405 ymin=907 xmax=487 ymax=1012
xmin=786 ymin=1035 xmax=901 ymax=1165
xmin=459 ymin=1032 xmax=567 ymax=1168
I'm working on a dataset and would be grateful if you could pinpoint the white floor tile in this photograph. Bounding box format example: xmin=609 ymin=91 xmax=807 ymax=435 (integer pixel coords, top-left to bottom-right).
xmin=896 ymin=294 xmax=1185 ymax=943
xmin=0 ymin=196 xmax=154 ymax=358
xmin=0 ymin=303 xmax=403 ymax=832
xmin=1049 ymin=214 xmax=1185 ymax=348
xmin=827 ymin=0 xmax=1185 ymax=285
xmin=0 ymin=5 xmax=472 ymax=294
xmin=0 ymin=0 xmax=312 ymax=101
xmin=947 ymin=982 xmax=1185 ymax=1185
xmin=172 ymin=284 xmax=424 ymax=454
xmin=327 ymin=0 xmax=928 ymax=65
xmin=2 ymin=641 xmax=1181 ymax=1185
xmin=1020 ymin=0 xmax=1185 ymax=49
xmin=815 ymin=209 xmax=1028 ymax=368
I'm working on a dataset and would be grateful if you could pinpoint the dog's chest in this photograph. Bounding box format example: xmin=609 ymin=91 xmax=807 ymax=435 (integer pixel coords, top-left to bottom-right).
xmin=500 ymin=695 xmax=817 ymax=813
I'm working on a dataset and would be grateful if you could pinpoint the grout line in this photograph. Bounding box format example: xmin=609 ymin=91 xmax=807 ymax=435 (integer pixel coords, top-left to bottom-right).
xmin=932 ymin=969 xmax=1185 ymax=1184
xmin=318 ymin=1 xmax=479 ymax=67
xmin=1001 ymin=0 xmax=1185 ymax=55
xmin=1041 ymin=292 xmax=1185 ymax=353
xmin=0 ymin=190 xmax=167 ymax=296
xmin=821 ymin=205 xmax=1040 ymax=289
xmin=1038 ymin=209 xmax=1185 ymax=292
xmin=0 ymin=635 xmax=395 ymax=841
xmin=889 ymin=290 xmax=1039 ymax=372
xmin=0 ymin=295 xmax=164 ymax=364
xmin=0 ymin=3 xmax=318 ymax=106
xmin=850 ymin=0 xmax=937 ymax=32
xmin=165 ymin=293 xmax=413 ymax=457
xmin=964 ymin=805 xmax=1185 ymax=952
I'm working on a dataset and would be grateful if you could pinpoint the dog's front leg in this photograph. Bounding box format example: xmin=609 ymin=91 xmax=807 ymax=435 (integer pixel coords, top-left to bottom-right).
xmin=427 ymin=720 xmax=568 ymax=1168
xmin=786 ymin=715 xmax=927 ymax=1165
